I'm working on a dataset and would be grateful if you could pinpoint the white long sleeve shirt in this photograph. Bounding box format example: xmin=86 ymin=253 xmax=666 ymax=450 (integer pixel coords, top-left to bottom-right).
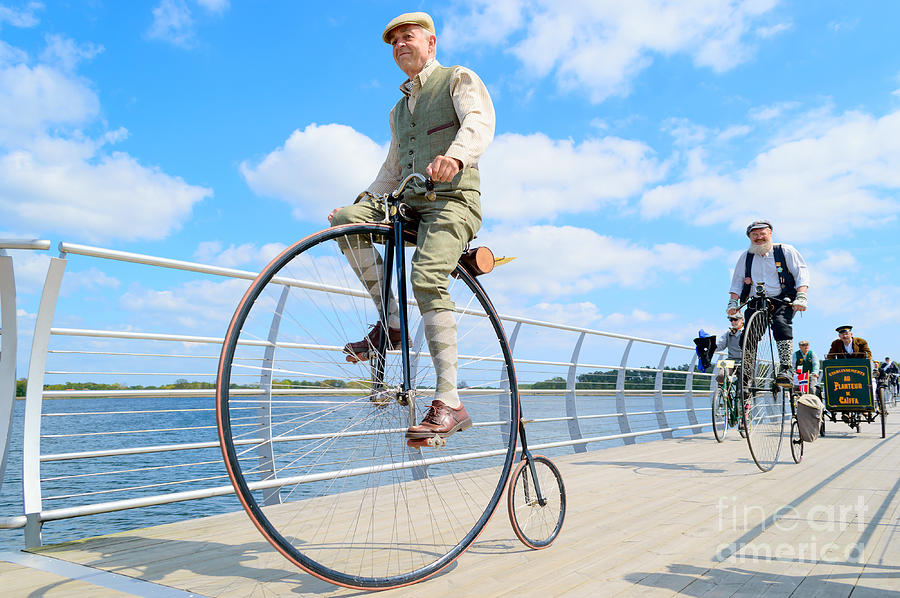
xmin=729 ymin=243 xmax=809 ymax=298
xmin=367 ymin=59 xmax=495 ymax=195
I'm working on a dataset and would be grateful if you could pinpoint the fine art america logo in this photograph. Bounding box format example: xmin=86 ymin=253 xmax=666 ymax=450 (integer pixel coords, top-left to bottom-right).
xmin=715 ymin=496 xmax=868 ymax=562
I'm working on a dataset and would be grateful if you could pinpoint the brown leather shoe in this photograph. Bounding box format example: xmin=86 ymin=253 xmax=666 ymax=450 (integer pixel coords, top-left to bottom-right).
xmin=343 ymin=322 xmax=404 ymax=362
xmin=405 ymin=400 xmax=472 ymax=439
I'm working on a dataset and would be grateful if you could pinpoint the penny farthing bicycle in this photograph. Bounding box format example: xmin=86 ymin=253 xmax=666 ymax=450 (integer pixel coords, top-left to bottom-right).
xmin=216 ymin=173 xmax=564 ymax=590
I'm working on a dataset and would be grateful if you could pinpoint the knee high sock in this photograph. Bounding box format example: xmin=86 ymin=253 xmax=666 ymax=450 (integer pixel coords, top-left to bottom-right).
xmin=423 ymin=309 xmax=459 ymax=408
xmin=776 ymin=340 xmax=793 ymax=368
xmin=341 ymin=245 xmax=400 ymax=329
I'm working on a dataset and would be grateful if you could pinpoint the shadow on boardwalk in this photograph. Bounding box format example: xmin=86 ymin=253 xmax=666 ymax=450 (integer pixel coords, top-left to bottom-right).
xmin=625 ymin=561 xmax=900 ymax=597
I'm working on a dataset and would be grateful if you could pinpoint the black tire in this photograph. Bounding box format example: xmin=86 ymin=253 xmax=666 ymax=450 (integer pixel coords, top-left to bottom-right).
xmin=878 ymin=391 xmax=886 ymax=439
xmin=712 ymin=383 xmax=727 ymax=442
xmin=507 ymin=455 xmax=566 ymax=549
xmin=741 ymin=309 xmax=786 ymax=472
xmin=216 ymin=223 xmax=520 ymax=589
xmin=790 ymin=419 xmax=803 ymax=463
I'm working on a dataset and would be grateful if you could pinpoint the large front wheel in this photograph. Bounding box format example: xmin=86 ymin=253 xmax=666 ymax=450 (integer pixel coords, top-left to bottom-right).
xmin=741 ymin=309 xmax=786 ymax=472
xmin=216 ymin=223 xmax=520 ymax=589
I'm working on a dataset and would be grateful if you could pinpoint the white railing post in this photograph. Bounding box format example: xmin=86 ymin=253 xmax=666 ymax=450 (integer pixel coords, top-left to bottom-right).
xmin=500 ymin=321 xmax=521 ymax=441
xmin=0 ymin=240 xmax=50 ymax=494
xmin=0 ymin=250 xmax=18 ymax=491
xmin=565 ymin=332 xmax=586 ymax=453
xmin=257 ymin=285 xmax=289 ymax=506
xmin=654 ymin=347 xmax=673 ymax=439
xmin=22 ymin=253 xmax=68 ymax=547
xmin=684 ymin=353 xmax=701 ymax=432
xmin=616 ymin=340 xmax=634 ymax=444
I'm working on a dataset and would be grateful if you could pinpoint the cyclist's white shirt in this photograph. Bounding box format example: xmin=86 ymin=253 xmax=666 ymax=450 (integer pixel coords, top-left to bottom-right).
xmin=728 ymin=243 xmax=810 ymax=297
xmin=367 ymin=59 xmax=495 ymax=196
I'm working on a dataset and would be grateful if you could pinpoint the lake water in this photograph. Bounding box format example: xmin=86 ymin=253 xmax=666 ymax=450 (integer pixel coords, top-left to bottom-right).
xmin=0 ymin=392 xmax=708 ymax=551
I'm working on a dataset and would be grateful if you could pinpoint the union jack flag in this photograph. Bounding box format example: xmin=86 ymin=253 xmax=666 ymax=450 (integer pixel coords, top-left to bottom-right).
xmin=796 ymin=366 xmax=809 ymax=394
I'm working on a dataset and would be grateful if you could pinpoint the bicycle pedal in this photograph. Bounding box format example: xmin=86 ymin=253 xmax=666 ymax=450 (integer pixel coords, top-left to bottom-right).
xmin=368 ymin=389 xmax=394 ymax=406
xmin=345 ymin=351 xmax=369 ymax=363
xmin=406 ymin=436 xmax=446 ymax=449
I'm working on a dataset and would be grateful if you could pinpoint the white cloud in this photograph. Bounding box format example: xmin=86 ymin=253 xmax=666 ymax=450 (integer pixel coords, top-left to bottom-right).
xmin=39 ymin=34 xmax=103 ymax=72
xmin=0 ymin=61 xmax=99 ymax=142
xmin=6 ymin=249 xmax=50 ymax=295
xmin=443 ymin=0 xmax=781 ymax=102
xmin=1 ymin=143 xmax=210 ymax=241
xmin=481 ymin=132 xmax=667 ymax=221
xmin=240 ymin=123 xmax=387 ymax=222
xmin=60 ymin=267 xmax=120 ymax=297
xmin=193 ymin=241 xmax=287 ymax=268
xmin=16 ymin=307 xmax=35 ymax=319
xmin=121 ymin=278 xmax=250 ymax=331
xmin=196 ymin=0 xmax=229 ymax=13
xmin=717 ymin=125 xmax=752 ymax=142
xmin=755 ymin=22 xmax=791 ymax=38
xmin=641 ymin=107 xmax=900 ymax=242
xmin=0 ymin=2 xmax=43 ymax=28
xmin=147 ymin=0 xmax=194 ymax=47
xmin=243 ymin=125 xmax=667 ymax=224
xmin=147 ymin=0 xmax=229 ymax=47
xmin=0 ymin=37 xmax=211 ymax=241
xmin=749 ymin=102 xmax=802 ymax=121
xmin=477 ymin=224 xmax=713 ymax=299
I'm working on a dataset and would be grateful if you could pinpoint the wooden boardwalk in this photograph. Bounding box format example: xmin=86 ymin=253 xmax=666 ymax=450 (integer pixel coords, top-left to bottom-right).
xmin=3 ymin=420 xmax=899 ymax=597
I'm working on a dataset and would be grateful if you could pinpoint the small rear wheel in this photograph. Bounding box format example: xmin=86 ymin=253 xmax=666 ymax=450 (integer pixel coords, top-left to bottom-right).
xmin=507 ymin=455 xmax=566 ymax=549
xmin=712 ymin=384 xmax=727 ymax=442
xmin=790 ymin=419 xmax=804 ymax=463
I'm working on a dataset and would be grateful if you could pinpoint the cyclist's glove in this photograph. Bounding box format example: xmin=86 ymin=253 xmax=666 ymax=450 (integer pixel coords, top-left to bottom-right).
xmin=794 ymin=291 xmax=808 ymax=308
xmin=726 ymin=298 xmax=739 ymax=313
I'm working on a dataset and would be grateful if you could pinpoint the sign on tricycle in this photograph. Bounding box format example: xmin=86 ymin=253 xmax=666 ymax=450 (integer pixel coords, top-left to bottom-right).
xmin=822 ymin=358 xmax=874 ymax=411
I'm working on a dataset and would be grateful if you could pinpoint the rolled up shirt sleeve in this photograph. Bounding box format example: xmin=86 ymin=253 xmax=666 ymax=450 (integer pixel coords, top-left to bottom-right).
xmin=367 ymin=107 xmax=402 ymax=196
xmin=784 ymin=244 xmax=810 ymax=288
xmin=445 ymin=66 xmax=495 ymax=168
xmin=729 ymin=252 xmax=748 ymax=296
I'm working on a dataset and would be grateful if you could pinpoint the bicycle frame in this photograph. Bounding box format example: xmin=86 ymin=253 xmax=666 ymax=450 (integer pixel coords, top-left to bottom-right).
xmin=373 ymin=174 xmax=550 ymax=505
xmin=516 ymin=420 xmax=548 ymax=506
xmin=368 ymin=173 xmax=435 ymax=407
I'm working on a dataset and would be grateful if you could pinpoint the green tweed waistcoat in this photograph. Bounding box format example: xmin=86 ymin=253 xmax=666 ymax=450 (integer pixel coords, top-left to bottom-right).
xmin=394 ymin=65 xmax=480 ymax=201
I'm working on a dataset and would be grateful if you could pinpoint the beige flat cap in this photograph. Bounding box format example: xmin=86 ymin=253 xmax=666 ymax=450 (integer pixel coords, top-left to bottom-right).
xmin=382 ymin=11 xmax=435 ymax=43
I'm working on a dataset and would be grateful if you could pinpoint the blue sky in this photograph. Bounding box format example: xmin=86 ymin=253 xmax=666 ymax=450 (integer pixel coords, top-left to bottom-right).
xmin=2 ymin=0 xmax=899 ymax=377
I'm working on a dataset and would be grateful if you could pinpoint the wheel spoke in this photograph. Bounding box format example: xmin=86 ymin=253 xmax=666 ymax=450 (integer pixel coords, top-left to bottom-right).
xmin=741 ymin=309 xmax=786 ymax=472
xmin=216 ymin=224 xmax=519 ymax=588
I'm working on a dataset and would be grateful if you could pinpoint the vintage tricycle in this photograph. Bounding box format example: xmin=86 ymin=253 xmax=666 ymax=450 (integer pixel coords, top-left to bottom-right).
xmin=820 ymin=358 xmax=886 ymax=438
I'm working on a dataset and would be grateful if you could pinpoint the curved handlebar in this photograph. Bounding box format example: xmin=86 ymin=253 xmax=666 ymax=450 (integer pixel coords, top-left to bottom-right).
xmin=390 ymin=173 xmax=436 ymax=201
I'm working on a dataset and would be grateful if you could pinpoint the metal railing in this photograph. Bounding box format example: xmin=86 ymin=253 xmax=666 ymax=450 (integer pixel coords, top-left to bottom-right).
xmin=0 ymin=241 xmax=716 ymax=548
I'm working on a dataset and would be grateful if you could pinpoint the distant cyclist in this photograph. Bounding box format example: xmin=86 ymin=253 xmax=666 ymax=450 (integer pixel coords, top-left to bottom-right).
xmin=715 ymin=313 xmax=743 ymax=385
xmin=793 ymin=340 xmax=819 ymax=388
xmin=879 ymin=357 xmax=899 ymax=393
xmin=826 ymin=325 xmax=872 ymax=360
xmin=726 ymin=220 xmax=809 ymax=386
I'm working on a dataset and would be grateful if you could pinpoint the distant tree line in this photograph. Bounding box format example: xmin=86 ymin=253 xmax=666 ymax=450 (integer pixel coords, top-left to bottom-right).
xmin=15 ymin=365 xmax=710 ymax=397
xmin=521 ymin=364 xmax=710 ymax=391
xmin=15 ymin=377 xmax=360 ymax=396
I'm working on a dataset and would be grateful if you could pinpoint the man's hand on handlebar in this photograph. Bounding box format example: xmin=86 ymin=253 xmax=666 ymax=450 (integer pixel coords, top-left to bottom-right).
xmin=426 ymin=155 xmax=462 ymax=183
xmin=792 ymin=289 xmax=808 ymax=312
xmin=327 ymin=207 xmax=341 ymax=223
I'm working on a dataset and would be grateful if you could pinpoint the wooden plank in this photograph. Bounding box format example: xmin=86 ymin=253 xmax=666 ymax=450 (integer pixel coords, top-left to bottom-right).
xmin=18 ymin=420 xmax=899 ymax=597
